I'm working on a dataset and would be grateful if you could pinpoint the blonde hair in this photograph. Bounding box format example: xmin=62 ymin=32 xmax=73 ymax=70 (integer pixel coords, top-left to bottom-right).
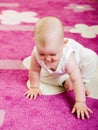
xmin=34 ymin=16 xmax=64 ymax=46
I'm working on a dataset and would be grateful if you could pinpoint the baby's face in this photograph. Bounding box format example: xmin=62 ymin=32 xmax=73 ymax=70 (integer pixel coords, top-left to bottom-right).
xmin=36 ymin=38 xmax=64 ymax=66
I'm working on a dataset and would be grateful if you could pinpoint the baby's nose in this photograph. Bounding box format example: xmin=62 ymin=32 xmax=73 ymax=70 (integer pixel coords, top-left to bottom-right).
xmin=45 ymin=56 xmax=52 ymax=62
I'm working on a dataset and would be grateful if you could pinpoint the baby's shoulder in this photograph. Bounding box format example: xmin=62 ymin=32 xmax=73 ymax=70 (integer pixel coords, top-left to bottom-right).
xmin=64 ymin=38 xmax=79 ymax=44
xmin=64 ymin=38 xmax=84 ymax=48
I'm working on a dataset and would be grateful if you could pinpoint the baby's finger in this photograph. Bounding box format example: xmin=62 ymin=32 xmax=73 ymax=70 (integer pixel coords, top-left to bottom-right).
xmin=84 ymin=110 xmax=90 ymax=119
xmin=87 ymin=107 xmax=93 ymax=113
xmin=33 ymin=94 xmax=37 ymax=100
xmin=71 ymin=107 xmax=76 ymax=113
xmin=39 ymin=91 xmax=42 ymax=96
xmin=80 ymin=110 xmax=85 ymax=120
xmin=24 ymin=91 xmax=28 ymax=96
xmin=77 ymin=109 xmax=81 ymax=119
xmin=30 ymin=94 xmax=35 ymax=99
xmin=25 ymin=93 xmax=31 ymax=98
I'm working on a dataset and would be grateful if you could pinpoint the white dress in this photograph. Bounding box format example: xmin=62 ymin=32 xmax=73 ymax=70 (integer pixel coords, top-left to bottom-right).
xmin=34 ymin=38 xmax=98 ymax=86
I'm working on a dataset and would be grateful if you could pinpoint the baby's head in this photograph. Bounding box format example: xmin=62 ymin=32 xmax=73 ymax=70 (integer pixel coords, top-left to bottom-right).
xmin=34 ymin=16 xmax=64 ymax=48
xmin=34 ymin=16 xmax=65 ymax=64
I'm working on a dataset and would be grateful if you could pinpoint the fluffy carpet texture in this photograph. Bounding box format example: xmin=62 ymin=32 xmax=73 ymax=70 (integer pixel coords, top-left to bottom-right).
xmin=0 ymin=0 xmax=98 ymax=130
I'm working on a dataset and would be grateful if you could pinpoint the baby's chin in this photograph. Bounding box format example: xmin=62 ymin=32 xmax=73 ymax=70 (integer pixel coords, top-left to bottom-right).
xmin=45 ymin=61 xmax=57 ymax=65
xmin=45 ymin=61 xmax=59 ymax=68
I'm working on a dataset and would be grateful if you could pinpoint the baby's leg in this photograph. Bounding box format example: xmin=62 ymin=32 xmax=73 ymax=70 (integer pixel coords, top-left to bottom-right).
xmin=63 ymin=78 xmax=90 ymax=96
xmin=79 ymin=48 xmax=98 ymax=95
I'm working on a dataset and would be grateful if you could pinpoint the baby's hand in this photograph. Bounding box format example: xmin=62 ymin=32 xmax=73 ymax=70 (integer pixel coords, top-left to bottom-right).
xmin=24 ymin=87 xmax=42 ymax=100
xmin=71 ymin=102 xmax=93 ymax=120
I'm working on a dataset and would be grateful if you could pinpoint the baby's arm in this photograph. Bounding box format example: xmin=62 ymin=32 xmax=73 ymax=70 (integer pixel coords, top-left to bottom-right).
xmin=66 ymin=53 xmax=93 ymax=119
xmin=24 ymin=52 xmax=42 ymax=99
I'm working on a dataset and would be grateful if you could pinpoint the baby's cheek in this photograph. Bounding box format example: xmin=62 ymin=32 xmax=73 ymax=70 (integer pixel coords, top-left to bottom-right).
xmin=54 ymin=56 xmax=60 ymax=61
xmin=39 ymin=56 xmax=44 ymax=61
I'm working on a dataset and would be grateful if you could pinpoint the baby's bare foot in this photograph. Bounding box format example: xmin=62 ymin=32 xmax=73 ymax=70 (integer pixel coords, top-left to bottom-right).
xmin=63 ymin=79 xmax=73 ymax=91
xmin=85 ymin=89 xmax=90 ymax=96
xmin=63 ymin=80 xmax=90 ymax=96
xmin=84 ymin=83 xmax=90 ymax=96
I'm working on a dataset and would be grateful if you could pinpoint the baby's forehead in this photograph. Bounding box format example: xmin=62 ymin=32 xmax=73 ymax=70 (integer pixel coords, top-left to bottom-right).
xmin=37 ymin=46 xmax=62 ymax=54
xmin=35 ymin=18 xmax=63 ymax=34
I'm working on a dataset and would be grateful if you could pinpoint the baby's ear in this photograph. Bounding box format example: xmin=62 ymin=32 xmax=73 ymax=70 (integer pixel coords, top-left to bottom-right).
xmin=64 ymin=39 xmax=68 ymax=44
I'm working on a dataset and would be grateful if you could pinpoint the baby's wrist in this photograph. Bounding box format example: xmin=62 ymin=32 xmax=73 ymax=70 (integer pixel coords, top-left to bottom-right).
xmin=75 ymin=100 xmax=86 ymax=103
xmin=75 ymin=96 xmax=86 ymax=103
xmin=30 ymin=86 xmax=39 ymax=89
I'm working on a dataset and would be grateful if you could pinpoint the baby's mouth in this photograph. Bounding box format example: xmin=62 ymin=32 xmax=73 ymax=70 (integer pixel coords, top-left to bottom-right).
xmin=50 ymin=68 xmax=55 ymax=71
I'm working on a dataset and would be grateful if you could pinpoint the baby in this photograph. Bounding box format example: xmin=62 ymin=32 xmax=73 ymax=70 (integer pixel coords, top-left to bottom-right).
xmin=24 ymin=16 xmax=98 ymax=120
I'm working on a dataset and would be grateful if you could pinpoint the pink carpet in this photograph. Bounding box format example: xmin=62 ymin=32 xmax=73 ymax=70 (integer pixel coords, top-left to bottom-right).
xmin=0 ymin=0 xmax=98 ymax=130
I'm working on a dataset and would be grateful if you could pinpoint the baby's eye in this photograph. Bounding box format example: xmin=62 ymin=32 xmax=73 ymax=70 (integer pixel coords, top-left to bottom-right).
xmin=50 ymin=54 xmax=56 ymax=56
xmin=39 ymin=54 xmax=45 ymax=56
